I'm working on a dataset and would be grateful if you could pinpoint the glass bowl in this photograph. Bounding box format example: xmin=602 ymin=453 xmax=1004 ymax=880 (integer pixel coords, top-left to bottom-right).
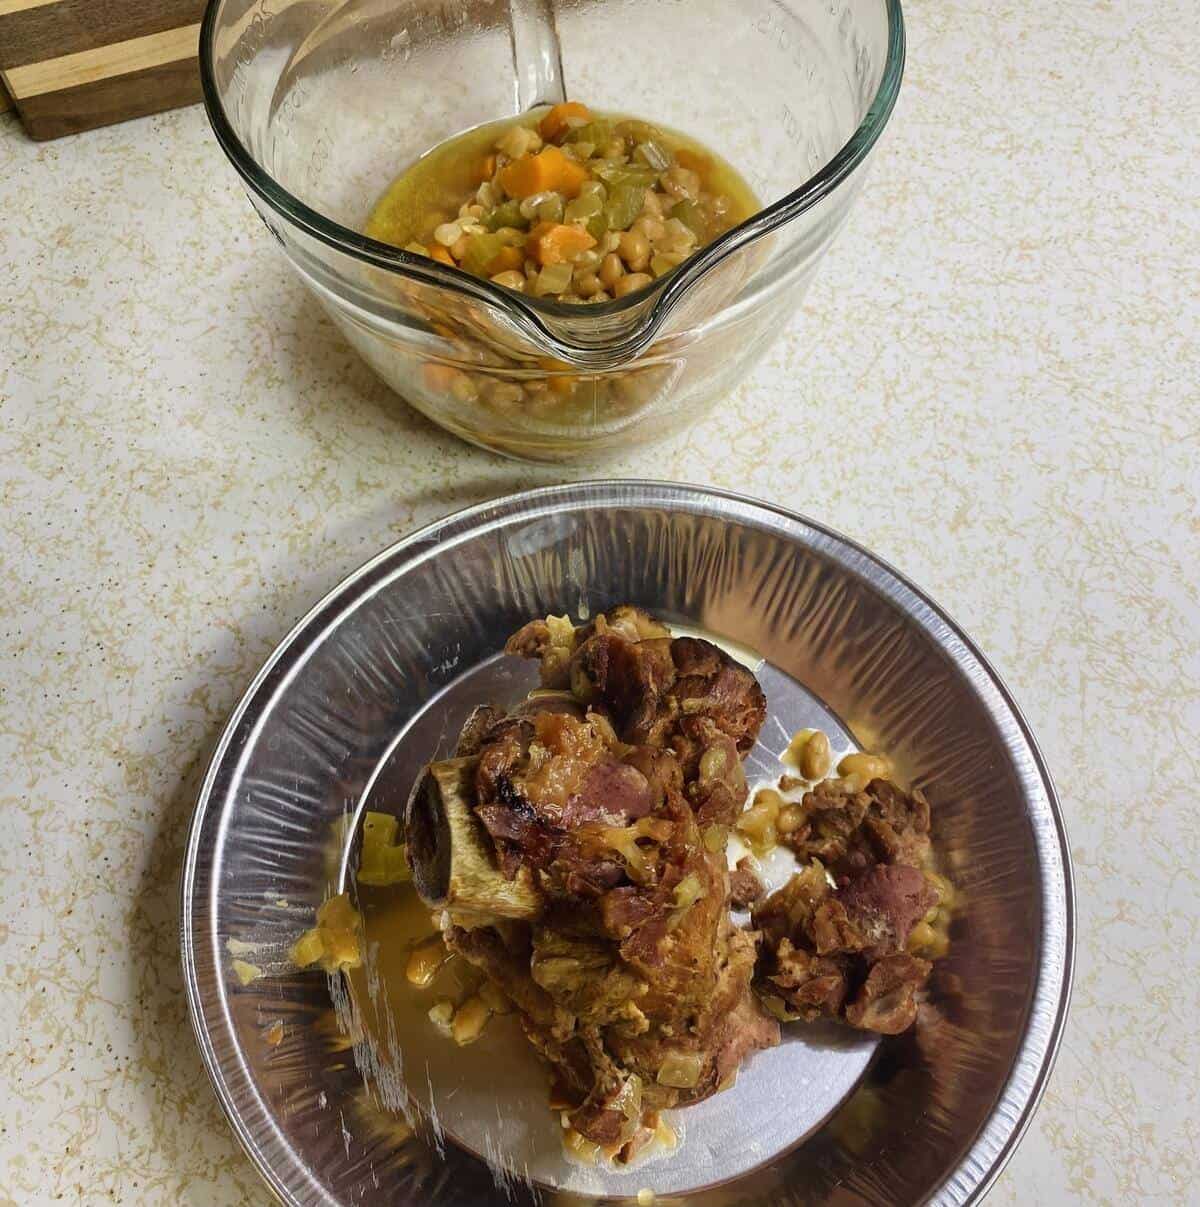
xmin=199 ymin=0 xmax=904 ymax=461
xmin=181 ymin=482 xmax=1074 ymax=1205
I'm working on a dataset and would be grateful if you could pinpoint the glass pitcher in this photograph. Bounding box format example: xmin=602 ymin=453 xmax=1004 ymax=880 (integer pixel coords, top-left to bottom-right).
xmin=200 ymin=0 xmax=904 ymax=461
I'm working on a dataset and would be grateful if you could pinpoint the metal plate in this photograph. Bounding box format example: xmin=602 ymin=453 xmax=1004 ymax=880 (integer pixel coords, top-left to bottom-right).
xmin=181 ymin=482 xmax=1074 ymax=1206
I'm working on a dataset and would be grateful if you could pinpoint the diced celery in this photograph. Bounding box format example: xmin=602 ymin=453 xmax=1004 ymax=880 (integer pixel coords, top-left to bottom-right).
xmin=586 ymin=211 xmax=609 ymax=242
xmin=363 ymin=811 xmax=399 ymax=847
xmin=358 ymin=841 xmax=410 ymax=886
xmin=461 ymin=231 xmax=519 ymax=277
xmin=484 ymin=199 xmax=526 ymax=232
xmin=634 ymin=140 xmax=670 ymax=171
xmin=604 ymin=181 xmax=647 ymax=232
xmin=615 ymin=119 xmax=664 ymax=146
xmin=669 ymin=199 xmax=705 ymax=236
xmin=563 ymin=193 xmax=603 ymax=224
xmin=536 ymin=194 xmax=565 ymax=224
xmin=594 ymin=163 xmax=657 ymax=190
xmin=565 ymin=119 xmax=614 ymax=148
xmin=534 ymin=262 xmax=574 ymax=296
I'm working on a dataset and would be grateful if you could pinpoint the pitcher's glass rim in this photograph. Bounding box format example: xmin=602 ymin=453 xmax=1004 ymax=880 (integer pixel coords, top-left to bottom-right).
xmin=199 ymin=0 xmax=905 ymax=356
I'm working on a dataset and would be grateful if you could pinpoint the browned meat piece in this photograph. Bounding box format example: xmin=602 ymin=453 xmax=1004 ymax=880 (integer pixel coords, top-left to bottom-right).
xmin=712 ymin=976 xmax=782 ymax=1087
xmin=556 ymin=624 xmax=765 ymax=756
xmin=605 ymin=918 xmax=778 ymax=1112
xmin=729 ymin=857 xmax=765 ymax=909
xmin=505 ymin=615 xmax=576 ymax=687
xmin=669 ymin=637 xmax=767 ymax=756
xmin=567 ymin=1039 xmax=642 ymax=1147
xmin=560 ymin=760 xmax=653 ymax=828
xmin=764 ymin=939 xmax=851 ymax=1021
xmin=864 ymin=778 xmax=932 ymax=867
xmin=779 ymin=779 xmax=869 ymax=868
xmin=506 ymin=606 xmax=671 ymax=693
xmin=752 ymin=778 xmax=942 ymax=1034
xmin=572 ymin=1091 xmax=634 ymax=1147
xmin=599 ymin=884 xmax=659 ymax=938
xmin=472 ymin=709 xmax=653 ymax=876
xmin=575 ymin=633 xmax=677 ymax=739
xmin=751 ymin=859 xmax=832 ymax=947
xmin=507 ymin=607 xmax=766 ymax=824
xmin=607 ymin=636 xmax=767 ymax=775
xmin=622 ymin=744 xmax=685 ymax=806
xmin=575 ymin=605 xmax=672 ymax=646
xmin=840 ymin=863 xmax=937 ymax=958
xmin=446 ymin=923 xmax=575 ymax=1045
xmin=530 ymin=928 xmax=646 ymax=1024
xmin=868 ymin=778 xmax=931 ymax=837
xmin=505 ymin=616 xmax=557 ymax=662
xmin=701 ymin=926 xmax=780 ymax=1095
xmin=420 ymin=607 xmax=779 ymax=1155
xmin=688 ymin=731 xmax=748 ymax=827
xmin=844 ymin=954 xmax=931 ymax=1034
xmin=447 ymin=924 xmax=612 ymax=1114
xmin=810 ymin=898 xmax=868 ymax=955
xmin=614 ymin=848 xmax=729 ymax=1027
xmin=780 ymin=777 xmax=932 ymax=876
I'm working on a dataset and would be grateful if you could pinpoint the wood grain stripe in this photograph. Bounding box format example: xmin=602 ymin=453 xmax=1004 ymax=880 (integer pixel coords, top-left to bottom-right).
xmin=6 ymin=51 xmax=200 ymax=138
xmin=3 ymin=21 xmax=199 ymax=98
xmin=0 ymin=0 xmax=204 ymax=71
xmin=0 ymin=0 xmax=59 ymax=15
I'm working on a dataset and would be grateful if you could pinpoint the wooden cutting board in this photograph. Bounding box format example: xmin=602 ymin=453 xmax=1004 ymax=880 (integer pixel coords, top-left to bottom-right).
xmin=0 ymin=0 xmax=207 ymax=140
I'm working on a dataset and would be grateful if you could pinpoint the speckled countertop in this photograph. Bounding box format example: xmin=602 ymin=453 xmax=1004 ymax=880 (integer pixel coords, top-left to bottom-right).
xmin=1 ymin=1 xmax=1197 ymax=1202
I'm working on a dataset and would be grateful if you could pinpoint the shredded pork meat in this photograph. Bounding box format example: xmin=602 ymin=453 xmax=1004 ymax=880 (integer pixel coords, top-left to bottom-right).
xmin=416 ymin=605 xmax=948 ymax=1158
xmin=440 ymin=607 xmax=778 ymax=1154
xmin=752 ymin=777 xmax=940 ymax=1035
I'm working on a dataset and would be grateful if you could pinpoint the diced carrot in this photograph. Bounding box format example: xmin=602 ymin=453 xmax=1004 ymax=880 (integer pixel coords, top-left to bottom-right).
xmin=428 ymin=244 xmax=455 ymax=266
xmin=485 ymin=245 xmax=525 ymax=276
xmin=478 ymin=153 xmax=497 ymax=183
xmin=526 ymin=222 xmax=596 ymax=267
xmin=554 ymin=153 xmax=589 ymax=199
xmin=422 ymin=362 xmax=459 ymax=391
xmin=539 ymin=101 xmax=591 ymax=143
xmin=498 ymin=145 xmax=589 ymax=200
xmin=498 ymin=152 xmax=552 ymax=199
xmin=675 ymin=147 xmax=712 ymax=177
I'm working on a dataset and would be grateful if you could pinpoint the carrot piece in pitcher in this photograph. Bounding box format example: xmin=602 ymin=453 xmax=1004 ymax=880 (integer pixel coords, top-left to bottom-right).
xmin=539 ymin=101 xmax=591 ymax=143
xmin=526 ymin=222 xmax=596 ymax=266
xmin=499 ymin=146 xmax=589 ymax=199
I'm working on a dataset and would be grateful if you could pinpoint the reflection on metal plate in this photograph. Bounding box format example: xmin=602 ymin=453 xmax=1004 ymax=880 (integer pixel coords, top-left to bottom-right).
xmin=182 ymin=482 xmax=1073 ymax=1207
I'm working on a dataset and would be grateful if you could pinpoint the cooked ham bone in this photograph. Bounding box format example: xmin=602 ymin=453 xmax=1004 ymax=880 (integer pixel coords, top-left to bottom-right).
xmin=405 ymin=757 xmax=543 ymax=920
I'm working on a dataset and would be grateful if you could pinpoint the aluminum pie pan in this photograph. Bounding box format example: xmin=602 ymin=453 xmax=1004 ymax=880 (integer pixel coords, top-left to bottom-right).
xmin=181 ymin=480 xmax=1074 ymax=1206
